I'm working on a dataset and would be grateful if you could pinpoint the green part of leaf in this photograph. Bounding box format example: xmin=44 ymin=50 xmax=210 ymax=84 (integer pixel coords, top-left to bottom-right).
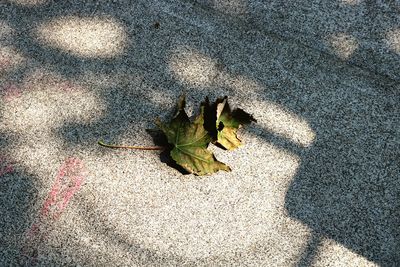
xmin=156 ymin=96 xmax=231 ymax=175
xmin=214 ymin=96 xmax=256 ymax=150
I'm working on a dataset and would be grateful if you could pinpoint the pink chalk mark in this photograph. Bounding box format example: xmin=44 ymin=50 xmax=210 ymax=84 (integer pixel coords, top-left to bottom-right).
xmin=41 ymin=158 xmax=85 ymax=219
xmin=26 ymin=223 xmax=40 ymax=238
xmin=59 ymin=81 xmax=79 ymax=92
xmin=21 ymin=158 xmax=86 ymax=265
xmin=1 ymin=83 xmax=22 ymax=101
xmin=20 ymin=223 xmax=41 ymax=265
xmin=6 ymin=165 xmax=14 ymax=172
xmin=0 ymin=156 xmax=15 ymax=176
xmin=0 ymin=58 xmax=12 ymax=71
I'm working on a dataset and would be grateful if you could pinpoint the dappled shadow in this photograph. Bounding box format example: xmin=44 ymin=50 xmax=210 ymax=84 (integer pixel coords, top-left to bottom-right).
xmin=284 ymin=98 xmax=400 ymax=265
xmin=0 ymin=165 xmax=41 ymax=265
xmin=0 ymin=0 xmax=399 ymax=266
xmin=189 ymin=0 xmax=400 ymax=82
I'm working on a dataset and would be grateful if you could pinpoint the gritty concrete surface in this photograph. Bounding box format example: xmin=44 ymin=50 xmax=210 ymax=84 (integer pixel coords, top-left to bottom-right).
xmin=191 ymin=0 xmax=400 ymax=82
xmin=0 ymin=0 xmax=399 ymax=266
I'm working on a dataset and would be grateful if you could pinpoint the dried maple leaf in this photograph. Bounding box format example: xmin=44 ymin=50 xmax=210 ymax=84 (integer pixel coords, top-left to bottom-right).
xmin=156 ymin=95 xmax=231 ymax=175
xmin=98 ymin=95 xmax=255 ymax=175
xmin=204 ymin=96 xmax=256 ymax=150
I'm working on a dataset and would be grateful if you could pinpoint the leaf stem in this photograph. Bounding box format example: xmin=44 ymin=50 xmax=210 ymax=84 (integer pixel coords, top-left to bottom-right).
xmin=98 ymin=140 xmax=164 ymax=151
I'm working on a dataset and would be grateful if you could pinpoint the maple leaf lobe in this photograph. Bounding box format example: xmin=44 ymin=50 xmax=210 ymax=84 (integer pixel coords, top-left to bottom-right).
xmin=206 ymin=96 xmax=256 ymax=150
xmin=156 ymin=96 xmax=230 ymax=175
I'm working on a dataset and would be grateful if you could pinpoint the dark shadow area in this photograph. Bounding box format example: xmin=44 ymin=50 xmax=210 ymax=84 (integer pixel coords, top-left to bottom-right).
xmin=296 ymin=231 xmax=323 ymax=267
xmin=0 ymin=166 xmax=41 ymax=265
xmin=0 ymin=130 xmax=41 ymax=265
xmin=187 ymin=0 xmax=400 ymax=82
